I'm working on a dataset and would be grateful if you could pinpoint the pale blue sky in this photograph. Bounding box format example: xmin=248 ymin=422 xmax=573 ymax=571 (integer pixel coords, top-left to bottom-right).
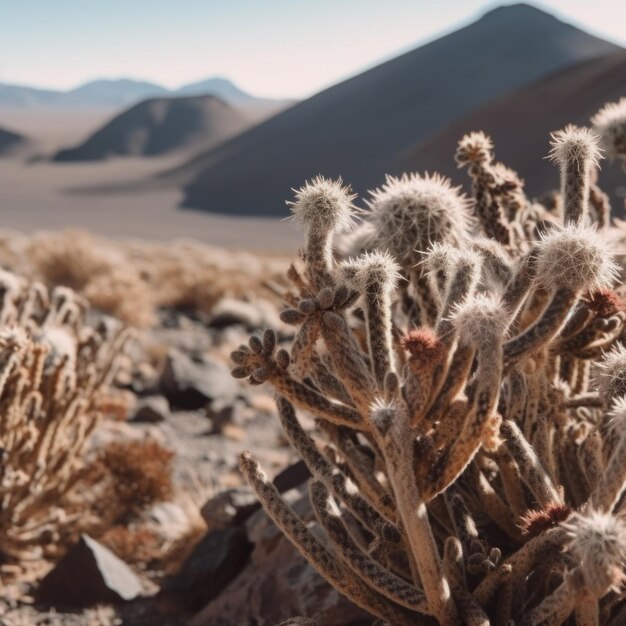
xmin=2 ymin=0 xmax=625 ymax=98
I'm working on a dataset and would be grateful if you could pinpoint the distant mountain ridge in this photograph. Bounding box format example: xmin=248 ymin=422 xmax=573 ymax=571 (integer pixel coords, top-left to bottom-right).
xmin=167 ymin=3 xmax=622 ymax=216
xmin=53 ymin=95 xmax=250 ymax=161
xmin=0 ymin=77 xmax=284 ymax=109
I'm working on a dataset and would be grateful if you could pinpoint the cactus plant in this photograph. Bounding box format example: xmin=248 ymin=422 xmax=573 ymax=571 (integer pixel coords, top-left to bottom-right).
xmin=233 ymin=99 xmax=626 ymax=624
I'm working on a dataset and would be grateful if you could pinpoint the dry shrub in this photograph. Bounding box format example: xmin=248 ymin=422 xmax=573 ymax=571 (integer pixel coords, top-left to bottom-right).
xmin=0 ymin=269 xmax=131 ymax=569
xmin=122 ymin=239 xmax=288 ymax=315
xmin=24 ymin=230 xmax=156 ymax=327
xmin=99 ymin=438 xmax=174 ymax=513
xmin=99 ymin=525 xmax=161 ymax=567
xmin=0 ymin=230 xmax=289 ymax=326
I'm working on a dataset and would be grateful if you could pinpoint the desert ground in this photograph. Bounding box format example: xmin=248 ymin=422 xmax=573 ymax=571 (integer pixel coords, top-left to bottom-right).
xmin=0 ymin=108 xmax=300 ymax=250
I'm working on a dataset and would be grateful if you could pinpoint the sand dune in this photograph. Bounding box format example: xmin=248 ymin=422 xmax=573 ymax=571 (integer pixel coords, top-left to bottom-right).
xmin=168 ymin=3 xmax=620 ymax=217
xmin=53 ymin=96 xmax=250 ymax=161
xmin=400 ymin=51 xmax=626 ymax=212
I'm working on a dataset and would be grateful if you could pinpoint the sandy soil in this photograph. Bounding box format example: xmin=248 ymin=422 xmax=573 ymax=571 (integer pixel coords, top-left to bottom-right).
xmin=0 ymin=108 xmax=300 ymax=251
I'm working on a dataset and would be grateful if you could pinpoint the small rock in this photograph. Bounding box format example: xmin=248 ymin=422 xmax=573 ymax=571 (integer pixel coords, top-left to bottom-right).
xmin=37 ymin=535 xmax=143 ymax=608
xmin=221 ymin=423 xmax=246 ymax=442
xmin=130 ymin=396 xmax=169 ymax=423
xmin=200 ymin=486 xmax=260 ymax=530
xmin=208 ymin=298 xmax=263 ymax=330
xmin=145 ymin=502 xmax=192 ymax=541
xmin=190 ymin=487 xmax=369 ymax=625
xmin=207 ymin=401 xmax=245 ymax=433
xmin=162 ymin=526 xmax=253 ymax=611
xmin=160 ymin=350 xmax=239 ymax=411
xmin=273 ymin=460 xmax=311 ymax=493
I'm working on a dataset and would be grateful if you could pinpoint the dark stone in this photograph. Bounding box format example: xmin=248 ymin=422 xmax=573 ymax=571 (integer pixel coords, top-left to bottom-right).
xmin=273 ymin=460 xmax=311 ymax=493
xmin=130 ymin=395 xmax=169 ymax=423
xmin=208 ymin=298 xmax=262 ymax=330
xmin=37 ymin=535 xmax=142 ymax=608
xmin=162 ymin=526 xmax=253 ymax=611
xmin=160 ymin=350 xmax=239 ymax=411
xmin=199 ymin=461 xmax=310 ymax=531
xmin=200 ymin=486 xmax=260 ymax=530
xmin=190 ymin=488 xmax=370 ymax=625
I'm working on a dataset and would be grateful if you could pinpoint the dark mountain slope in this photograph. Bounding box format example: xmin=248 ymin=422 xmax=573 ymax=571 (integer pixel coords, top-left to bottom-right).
xmin=399 ymin=51 xmax=626 ymax=211
xmin=175 ymin=3 xmax=620 ymax=216
xmin=0 ymin=126 xmax=27 ymax=155
xmin=53 ymin=95 xmax=249 ymax=161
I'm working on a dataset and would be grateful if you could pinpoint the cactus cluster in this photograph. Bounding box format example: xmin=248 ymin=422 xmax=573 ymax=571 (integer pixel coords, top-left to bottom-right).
xmin=233 ymin=99 xmax=626 ymax=625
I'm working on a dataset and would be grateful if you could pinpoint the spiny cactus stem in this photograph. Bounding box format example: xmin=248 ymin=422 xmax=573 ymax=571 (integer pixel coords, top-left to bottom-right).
xmin=501 ymin=248 xmax=538 ymax=317
xmin=382 ymin=421 xmax=459 ymax=625
xmin=590 ymin=427 xmax=626 ymax=512
xmin=414 ymin=276 xmax=440 ymax=327
xmin=473 ymin=526 xmax=568 ymax=607
xmin=319 ymin=420 xmax=397 ymax=519
xmin=579 ymin=429 xmax=604 ymax=489
xmin=436 ymin=265 xmax=480 ymax=341
xmin=309 ymin=480 xmax=430 ymax=614
xmin=473 ymin=466 xmax=521 ymax=540
xmin=289 ymin=317 xmax=320 ymax=381
xmin=238 ymin=452 xmax=418 ymax=625
xmin=276 ymin=396 xmax=399 ymax=536
xmin=305 ymin=228 xmax=336 ymax=291
xmin=363 ymin=285 xmax=395 ymax=388
xmin=425 ymin=344 xmax=475 ymax=424
xmin=495 ymin=449 xmax=528 ymax=518
xmin=500 ymin=420 xmax=563 ymax=508
xmin=475 ymin=187 xmax=512 ymax=246
xmin=320 ymin=312 xmax=376 ymax=414
xmin=272 ymin=371 xmax=365 ymax=429
xmin=442 ymin=536 xmax=466 ymax=589
xmin=424 ymin=343 xmax=503 ymax=500
xmin=562 ymin=159 xmax=592 ymax=226
xmin=519 ymin=568 xmax=587 ymax=626
xmin=504 ymin=287 xmax=578 ymax=368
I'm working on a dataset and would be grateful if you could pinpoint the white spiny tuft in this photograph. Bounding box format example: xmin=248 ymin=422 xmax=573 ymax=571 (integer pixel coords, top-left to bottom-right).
xmin=370 ymin=397 xmax=399 ymax=435
xmin=607 ymin=395 xmax=626 ymax=437
xmin=548 ymin=125 xmax=603 ymax=170
xmin=422 ymin=242 xmax=460 ymax=278
xmin=449 ymin=293 xmax=509 ymax=348
xmin=365 ymin=172 xmax=473 ymax=268
xmin=562 ymin=511 xmax=626 ymax=596
xmin=287 ymin=176 xmax=357 ymax=234
xmin=455 ymin=131 xmax=494 ymax=166
xmin=591 ymin=98 xmax=626 ymax=161
xmin=593 ymin=344 xmax=626 ymax=405
xmin=534 ymin=224 xmax=619 ymax=293
xmin=350 ymin=250 xmax=402 ymax=296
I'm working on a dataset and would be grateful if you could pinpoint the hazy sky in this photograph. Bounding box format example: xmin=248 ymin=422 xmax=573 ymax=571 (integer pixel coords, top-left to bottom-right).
xmin=2 ymin=0 xmax=625 ymax=99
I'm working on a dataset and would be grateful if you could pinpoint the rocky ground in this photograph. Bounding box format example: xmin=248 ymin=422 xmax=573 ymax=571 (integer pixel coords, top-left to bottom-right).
xmin=0 ymin=297 xmax=372 ymax=626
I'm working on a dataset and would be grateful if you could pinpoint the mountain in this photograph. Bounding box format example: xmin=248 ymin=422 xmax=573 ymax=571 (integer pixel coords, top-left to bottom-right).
xmin=65 ymin=79 xmax=168 ymax=107
xmin=172 ymin=3 xmax=621 ymax=216
xmin=0 ymin=77 xmax=287 ymax=111
xmin=399 ymin=51 xmax=626 ymax=211
xmin=53 ymin=95 xmax=249 ymax=161
xmin=0 ymin=79 xmax=166 ymax=109
xmin=0 ymin=125 xmax=27 ymax=155
xmin=177 ymin=78 xmax=256 ymax=104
